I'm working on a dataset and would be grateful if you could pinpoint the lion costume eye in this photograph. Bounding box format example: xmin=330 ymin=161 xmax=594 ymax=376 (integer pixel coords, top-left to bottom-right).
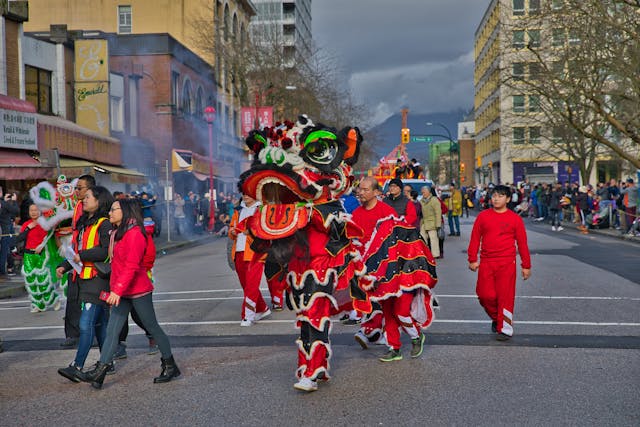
xmin=300 ymin=129 xmax=345 ymax=172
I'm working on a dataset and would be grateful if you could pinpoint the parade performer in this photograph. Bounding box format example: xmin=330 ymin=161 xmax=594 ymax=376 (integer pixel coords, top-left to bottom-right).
xmin=467 ymin=185 xmax=531 ymax=340
xmin=17 ymin=202 xmax=62 ymax=312
xmin=239 ymin=116 xmax=366 ymax=392
xmin=24 ymin=176 xmax=78 ymax=312
xmin=354 ymin=177 xmax=438 ymax=362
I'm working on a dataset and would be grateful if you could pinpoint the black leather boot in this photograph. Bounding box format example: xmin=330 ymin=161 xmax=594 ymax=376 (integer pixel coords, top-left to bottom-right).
xmin=82 ymin=361 xmax=110 ymax=389
xmin=153 ymin=356 xmax=181 ymax=383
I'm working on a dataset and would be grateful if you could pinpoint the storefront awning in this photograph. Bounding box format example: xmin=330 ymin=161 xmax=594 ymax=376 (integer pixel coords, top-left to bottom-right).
xmin=0 ymin=148 xmax=53 ymax=180
xmin=59 ymin=158 xmax=147 ymax=185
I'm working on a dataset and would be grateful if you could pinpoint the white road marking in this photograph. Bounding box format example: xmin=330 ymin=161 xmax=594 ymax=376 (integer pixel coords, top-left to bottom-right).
xmin=1 ymin=319 xmax=639 ymax=332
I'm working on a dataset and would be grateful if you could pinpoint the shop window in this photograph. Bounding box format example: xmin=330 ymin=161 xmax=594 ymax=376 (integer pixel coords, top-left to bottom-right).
xmin=25 ymin=65 xmax=52 ymax=114
xmin=118 ymin=5 xmax=132 ymax=34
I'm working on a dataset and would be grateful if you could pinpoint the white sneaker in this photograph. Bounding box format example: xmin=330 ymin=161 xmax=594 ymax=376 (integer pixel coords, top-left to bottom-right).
xmin=293 ymin=377 xmax=318 ymax=392
xmin=552 ymin=226 xmax=557 ymax=231
xmin=557 ymin=226 xmax=564 ymax=231
xmin=240 ymin=319 xmax=253 ymax=327
xmin=255 ymin=309 xmax=272 ymax=321
xmin=354 ymin=331 xmax=368 ymax=350
xmin=374 ymin=333 xmax=388 ymax=346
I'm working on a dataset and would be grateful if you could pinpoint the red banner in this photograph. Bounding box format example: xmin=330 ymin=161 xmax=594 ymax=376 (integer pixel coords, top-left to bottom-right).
xmin=240 ymin=106 xmax=273 ymax=136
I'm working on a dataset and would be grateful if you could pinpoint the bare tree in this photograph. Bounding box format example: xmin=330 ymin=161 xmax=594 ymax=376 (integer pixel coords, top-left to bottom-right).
xmin=501 ymin=0 xmax=640 ymax=178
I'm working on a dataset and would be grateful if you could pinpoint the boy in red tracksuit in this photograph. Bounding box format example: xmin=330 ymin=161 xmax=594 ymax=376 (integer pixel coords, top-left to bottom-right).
xmin=467 ymin=185 xmax=531 ymax=341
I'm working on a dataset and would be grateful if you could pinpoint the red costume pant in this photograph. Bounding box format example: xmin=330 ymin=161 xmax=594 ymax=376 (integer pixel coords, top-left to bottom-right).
xmin=266 ymin=275 xmax=285 ymax=308
xmin=475 ymin=259 xmax=516 ymax=336
xmin=358 ymin=302 xmax=384 ymax=343
xmin=234 ymin=252 xmax=267 ymax=321
xmin=380 ymin=292 xmax=420 ymax=350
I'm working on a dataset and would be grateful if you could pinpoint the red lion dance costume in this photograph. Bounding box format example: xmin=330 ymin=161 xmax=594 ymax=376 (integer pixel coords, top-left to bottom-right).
xmin=239 ymin=115 xmax=437 ymax=392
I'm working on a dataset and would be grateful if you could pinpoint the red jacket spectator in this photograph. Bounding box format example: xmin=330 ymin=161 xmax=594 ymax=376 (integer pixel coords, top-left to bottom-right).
xmin=110 ymin=226 xmax=153 ymax=297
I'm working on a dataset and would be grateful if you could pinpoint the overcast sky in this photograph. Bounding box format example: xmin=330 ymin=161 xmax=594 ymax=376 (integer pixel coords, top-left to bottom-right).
xmin=312 ymin=0 xmax=490 ymax=124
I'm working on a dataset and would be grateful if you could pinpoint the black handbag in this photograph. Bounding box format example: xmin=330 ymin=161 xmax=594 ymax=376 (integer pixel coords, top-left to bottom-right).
xmin=94 ymin=261 xmax=111 ymax=278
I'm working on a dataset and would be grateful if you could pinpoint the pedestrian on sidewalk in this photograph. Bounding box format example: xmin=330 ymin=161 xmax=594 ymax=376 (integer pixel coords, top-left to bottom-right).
xmin=575 ymin=186 xmax=590 ymax=234
xmin=467 ymin=185 xmax=532 ymax=341
xmin=82 ymin=198 xmax=180 ymax=389
xmin=620 ymin=178 xmax=638 ymax=234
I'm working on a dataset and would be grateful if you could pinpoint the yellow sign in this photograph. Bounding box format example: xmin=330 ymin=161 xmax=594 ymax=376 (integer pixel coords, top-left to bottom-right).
xmin=74 ymin=39 xmax=109 ymax=135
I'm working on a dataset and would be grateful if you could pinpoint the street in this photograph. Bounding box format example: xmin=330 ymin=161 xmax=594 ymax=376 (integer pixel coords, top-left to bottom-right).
xmin=1 ymin=217 xmax=639 ymax=426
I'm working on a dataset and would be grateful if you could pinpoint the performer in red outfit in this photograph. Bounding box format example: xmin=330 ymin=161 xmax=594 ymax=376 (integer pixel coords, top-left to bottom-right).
xmin=467 ymin=185 xmax=532 ymax=340
xmin=351 ymin=178 xmax=396 ymax=348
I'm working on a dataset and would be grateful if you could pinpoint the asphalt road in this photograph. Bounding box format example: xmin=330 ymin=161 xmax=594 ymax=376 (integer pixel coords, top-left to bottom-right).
xmin=1 ymin=217 xmax=639 ymax=426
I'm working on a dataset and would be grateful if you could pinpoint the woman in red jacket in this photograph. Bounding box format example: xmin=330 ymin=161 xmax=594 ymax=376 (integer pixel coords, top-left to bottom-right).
xmin=82 ymin=198 xmax=180 ymax=389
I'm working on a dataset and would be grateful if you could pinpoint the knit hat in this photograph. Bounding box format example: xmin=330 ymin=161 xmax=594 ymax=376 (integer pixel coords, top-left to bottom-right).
xmin=389 ymin=178 xmax=403 ymax=188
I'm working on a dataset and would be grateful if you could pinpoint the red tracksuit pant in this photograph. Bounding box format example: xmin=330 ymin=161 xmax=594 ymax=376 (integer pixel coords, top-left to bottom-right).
xmin=476 ymin=259 xmax=516 ymax=336
xmin=380 ymin=292 xmax=420 ymax=350
xmin=234 ymin=252 xmax=267 ymax=321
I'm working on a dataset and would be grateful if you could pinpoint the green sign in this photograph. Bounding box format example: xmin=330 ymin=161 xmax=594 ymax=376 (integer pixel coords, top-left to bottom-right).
xmin=410 ymin=135 xmax=433 ymax=143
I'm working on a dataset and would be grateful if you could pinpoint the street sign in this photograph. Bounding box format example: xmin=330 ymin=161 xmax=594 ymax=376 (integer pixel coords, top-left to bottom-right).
xmin=410 ymin=135 xmax=433 ymax=143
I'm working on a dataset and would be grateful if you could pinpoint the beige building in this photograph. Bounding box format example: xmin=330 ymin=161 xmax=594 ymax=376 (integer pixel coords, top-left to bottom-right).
xmin=473 ymin=0 xmax=634 ymax=186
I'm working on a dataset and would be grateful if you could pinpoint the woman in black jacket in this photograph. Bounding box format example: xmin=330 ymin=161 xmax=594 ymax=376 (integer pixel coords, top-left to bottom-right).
xmin=56 ymin=186 xmax=114 ymax=383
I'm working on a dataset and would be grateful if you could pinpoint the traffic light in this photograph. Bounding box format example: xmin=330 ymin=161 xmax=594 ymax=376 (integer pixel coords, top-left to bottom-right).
xmin=401 ymin=128 xmax=410 ymax=144
xmin=460 ymin=162 xmax=465 ymax=173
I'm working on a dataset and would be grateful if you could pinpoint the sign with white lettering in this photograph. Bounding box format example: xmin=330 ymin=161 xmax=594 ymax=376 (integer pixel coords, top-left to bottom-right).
xmin=0 ymin=108 xmax=37 ymax=150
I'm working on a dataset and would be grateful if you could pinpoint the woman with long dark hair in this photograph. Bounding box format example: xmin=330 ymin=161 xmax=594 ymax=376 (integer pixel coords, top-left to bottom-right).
xmin=57 ymin=186 xmax=114 ymax=382
xmin=82 ymin=198 xmax=180 ymax=389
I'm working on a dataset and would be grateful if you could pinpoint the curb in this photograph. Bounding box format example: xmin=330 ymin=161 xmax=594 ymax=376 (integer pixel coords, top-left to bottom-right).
xmin=0 ymin=234 xmax=216 ymax=300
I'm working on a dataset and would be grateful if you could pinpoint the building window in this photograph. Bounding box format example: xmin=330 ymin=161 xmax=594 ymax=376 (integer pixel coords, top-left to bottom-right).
xmin=171 ymin=71 xmax=179 ymax=112
xmin=513 ymin=95 xmax=526 ymax=113
xmin=568 ymin=29 xmax=581 ymax=45
xmin=552 ymin=28 xmax=565 ymax=47
xmin=513 ymin=62 xmax=525 ymax=81
xmin=551 ymin=0 xmax=564 ymax=10
xmin=529 ymin=0 xmax=540 ymax=14
xmin=552 ymin=61 xmax=565 ymax=77
xmin=118 ymin=5 xmax=132 ymax=34
xmin=513 ymin=127 xmax=526 ymax=144
xmin=25 ymin=65 xmax=52 ymax=114
xmin=529 ymin=95 xmax=541 ymax=112
xmin=513 ymin=30 xmax=525 ymax=49
xmin=182 ymin=80 xmax=192 ymax=115
xmin=110 ymin=73 xmax=124 ymax=132
xmin=512 ymin=0 xmax=525 ymax=15
xmin=529 ymin=62 xmax=541 ymax=80
xmin=529 ymin=127 xmax=541 ymax=144
xmin=528 ymin=30 xmax=541 ymax=48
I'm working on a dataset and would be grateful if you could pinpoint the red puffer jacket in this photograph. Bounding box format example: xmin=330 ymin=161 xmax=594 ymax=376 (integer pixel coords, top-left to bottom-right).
xmin=110 ymin=226 xmax=154 ymax=297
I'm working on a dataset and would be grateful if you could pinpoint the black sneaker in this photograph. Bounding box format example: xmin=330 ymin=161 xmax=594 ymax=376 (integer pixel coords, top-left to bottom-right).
xmin=106 ymin=362 xmax=116 ymax=375
xmin=491 ymin=321 xmax=497 ymax=333
xmin=410 ymin=334 xmax=425 ymax=358
xmin=496 ymin=333 xmax=511 ymax=341
xmin=60 ymin=337 xmax=77 ymax=349
xmin=379 ymin=348 xmax=402 ymax=362
xmin=58 ymin=364 xmax=84 ymax=383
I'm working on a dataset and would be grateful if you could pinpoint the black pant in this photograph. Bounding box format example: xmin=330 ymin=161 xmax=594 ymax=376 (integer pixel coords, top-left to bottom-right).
xmin=118 ymin=307 xmax=152 ymax=342
xmin=64 ymin=278 xmax=81 ymax=339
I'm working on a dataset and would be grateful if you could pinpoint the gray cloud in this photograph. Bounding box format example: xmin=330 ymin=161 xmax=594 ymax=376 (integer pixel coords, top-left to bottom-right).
xmin=312 ymin=0 xmax=489 ymax=123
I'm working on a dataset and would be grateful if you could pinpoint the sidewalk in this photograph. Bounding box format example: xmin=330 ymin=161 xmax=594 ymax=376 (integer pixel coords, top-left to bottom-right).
xmin=0 ymin=225 xmax=217 ymax=299
xmin=529 ymin=214 xmax=640 ymax=243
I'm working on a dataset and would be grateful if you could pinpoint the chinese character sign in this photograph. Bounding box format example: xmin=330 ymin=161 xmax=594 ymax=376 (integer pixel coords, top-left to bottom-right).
xmin=240 ymin=107 xmax=273 ymax=136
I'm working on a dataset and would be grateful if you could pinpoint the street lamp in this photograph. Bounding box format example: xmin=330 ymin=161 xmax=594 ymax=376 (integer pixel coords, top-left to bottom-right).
xmin=204 ymin=106 xmax=216 ymax=232
xmin=254 ymin=85 xmax=297 ymax=128
xmin=426 ymin=122 xmax=457 ymax=185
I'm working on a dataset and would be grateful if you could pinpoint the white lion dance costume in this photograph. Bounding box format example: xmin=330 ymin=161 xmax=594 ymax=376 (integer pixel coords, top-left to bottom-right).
xmin=23 ymin=176 xmax=77 ymax=311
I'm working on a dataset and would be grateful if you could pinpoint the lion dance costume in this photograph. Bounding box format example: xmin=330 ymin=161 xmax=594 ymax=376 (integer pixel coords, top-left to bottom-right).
xmin=23 ymin=176 xmax=77 ymax=311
